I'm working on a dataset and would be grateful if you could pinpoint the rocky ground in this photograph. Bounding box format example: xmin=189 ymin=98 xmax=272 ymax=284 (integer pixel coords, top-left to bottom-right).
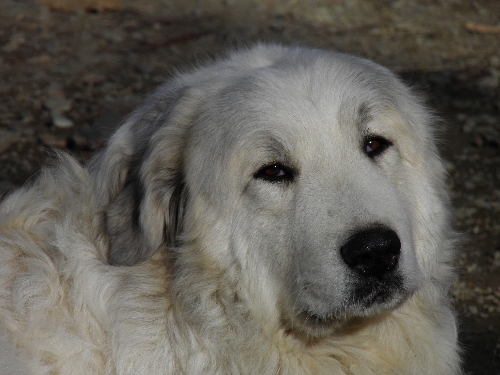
xmin=0 ymin=0 xmax=499 ymax=373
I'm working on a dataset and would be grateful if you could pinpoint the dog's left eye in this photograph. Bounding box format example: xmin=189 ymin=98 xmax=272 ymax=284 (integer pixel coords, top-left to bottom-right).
xmin=364 ymin=136 xmax=392 ymax=158
xmin=254 ymin=163 xmax=294 ymax=183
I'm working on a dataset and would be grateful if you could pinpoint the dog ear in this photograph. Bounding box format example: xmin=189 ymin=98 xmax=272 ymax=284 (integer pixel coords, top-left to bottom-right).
xmin=105 ymin=173 xmax=187 ymax=266
xmin=96 ymin=84 xmax=194 ymax=266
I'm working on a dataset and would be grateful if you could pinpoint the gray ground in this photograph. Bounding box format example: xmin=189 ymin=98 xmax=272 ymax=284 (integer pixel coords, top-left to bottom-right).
xmin=0 ymin=0 xmax=499 ymax=373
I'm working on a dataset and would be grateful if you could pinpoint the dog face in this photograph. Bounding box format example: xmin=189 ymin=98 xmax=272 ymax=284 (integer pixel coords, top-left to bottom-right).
xmin=102 ymin=46 xmax=443 ymax=338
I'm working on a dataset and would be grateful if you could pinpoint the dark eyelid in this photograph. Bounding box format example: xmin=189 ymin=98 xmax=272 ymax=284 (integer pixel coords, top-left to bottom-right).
xmin=363 ymin=135 xmax=392 ymax=159
xmin=364 ymin=136 xmax=392 ymax=158
xmin=254 ymin=163 xmax=295 ymax=183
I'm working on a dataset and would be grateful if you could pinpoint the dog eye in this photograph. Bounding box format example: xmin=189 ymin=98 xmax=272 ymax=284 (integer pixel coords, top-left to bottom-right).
xmin=364 ymin=136 xmax=392 ymax=158
xmin=254 ymin=163 xmax=294 ymax=183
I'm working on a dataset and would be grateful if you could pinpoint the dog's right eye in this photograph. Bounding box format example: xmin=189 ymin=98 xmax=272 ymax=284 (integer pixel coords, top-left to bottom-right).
xmin=364 ymin=136 xmax=392 ymax=158
xmin=254 ymin=163 xmax=294 ymax=183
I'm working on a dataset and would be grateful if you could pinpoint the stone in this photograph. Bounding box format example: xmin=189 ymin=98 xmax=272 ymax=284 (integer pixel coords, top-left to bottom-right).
xmin=51 ymin=112 xmax=74 ymax=128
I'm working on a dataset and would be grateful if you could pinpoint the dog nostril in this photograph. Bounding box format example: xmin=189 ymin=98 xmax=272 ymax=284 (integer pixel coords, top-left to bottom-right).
xmin=340 ymin=227 xmax=401 ymax=279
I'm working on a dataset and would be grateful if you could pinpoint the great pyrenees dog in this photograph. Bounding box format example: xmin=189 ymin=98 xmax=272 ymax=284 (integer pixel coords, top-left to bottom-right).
xmin=0 ymin=45 xmax=460 ymax=374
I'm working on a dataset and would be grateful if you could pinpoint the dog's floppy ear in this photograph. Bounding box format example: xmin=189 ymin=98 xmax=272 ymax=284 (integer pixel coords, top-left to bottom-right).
xmin=94 ymin=84 xmax=196 ymax=266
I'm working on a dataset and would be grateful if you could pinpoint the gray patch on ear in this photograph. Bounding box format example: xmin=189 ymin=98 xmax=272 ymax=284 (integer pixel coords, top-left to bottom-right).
xmin=106 ymin=171 xmax=187 ymax=266
xmin=165 ymin=176 xmax=187 ymax=247
xmin=106 ymin=179 xmax=153 ymax=266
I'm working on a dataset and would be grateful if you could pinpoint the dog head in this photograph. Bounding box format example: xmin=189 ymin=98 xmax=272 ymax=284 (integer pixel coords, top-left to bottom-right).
xmin=95 ymin=45 xmax=452 ymax=338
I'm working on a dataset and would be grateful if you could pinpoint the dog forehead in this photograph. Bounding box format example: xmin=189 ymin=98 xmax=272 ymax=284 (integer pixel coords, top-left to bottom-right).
xmin=185 ymin=50 xmax=420 ymax=175
xmin=198 ymin=67 xmax=387 ymax=150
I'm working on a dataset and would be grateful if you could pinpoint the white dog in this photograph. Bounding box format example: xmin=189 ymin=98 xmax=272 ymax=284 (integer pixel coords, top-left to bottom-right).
xmin=0 ymin=45 xmax=460 ymax=374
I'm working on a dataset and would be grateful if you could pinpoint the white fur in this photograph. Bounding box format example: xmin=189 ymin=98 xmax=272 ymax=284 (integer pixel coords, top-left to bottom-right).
xmin=0 ymin=45 xmax=460 ymax=374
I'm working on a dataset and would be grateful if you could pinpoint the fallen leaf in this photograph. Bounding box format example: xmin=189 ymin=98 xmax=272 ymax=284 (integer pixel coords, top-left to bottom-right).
xmin=465 ymin=21 xmax=500 ymax=34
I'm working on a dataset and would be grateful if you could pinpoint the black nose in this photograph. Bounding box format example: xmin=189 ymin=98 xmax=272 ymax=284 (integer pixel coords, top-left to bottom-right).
xmin=340 ymin=227 xmax=401 ymax=279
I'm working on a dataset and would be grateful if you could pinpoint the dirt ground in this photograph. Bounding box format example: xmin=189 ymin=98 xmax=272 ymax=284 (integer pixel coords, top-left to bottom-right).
xmin=1 ymin=0 xmax=499 ymax=373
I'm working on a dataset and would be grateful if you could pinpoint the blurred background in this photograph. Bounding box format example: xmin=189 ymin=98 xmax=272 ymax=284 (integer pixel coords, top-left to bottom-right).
xmin=0 ymin=0 xmax=499 ymax=373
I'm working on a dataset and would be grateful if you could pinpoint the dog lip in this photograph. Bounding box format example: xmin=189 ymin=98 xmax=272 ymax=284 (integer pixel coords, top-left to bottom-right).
xmin=358 ymin=288 xmax=393 ymax=307
xmin=296 ymin=278 xmax=407 ymax=327
xmin=352 ymin=274 xmax=408 ymax=308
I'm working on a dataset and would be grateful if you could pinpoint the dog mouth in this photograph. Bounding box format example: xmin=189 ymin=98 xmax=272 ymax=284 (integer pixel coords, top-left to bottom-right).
xmin=351 ymin=273 xmax=405 ymax=308
xmin=299 ymin=289 xmax=397 ymax=327
xmin=294 ymin=275 xmax=407 ymax=332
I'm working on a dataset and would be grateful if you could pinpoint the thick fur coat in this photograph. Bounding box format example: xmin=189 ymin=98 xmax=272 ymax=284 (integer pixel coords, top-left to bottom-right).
xmin=0 ymin=45 xmax=460 ymax=374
